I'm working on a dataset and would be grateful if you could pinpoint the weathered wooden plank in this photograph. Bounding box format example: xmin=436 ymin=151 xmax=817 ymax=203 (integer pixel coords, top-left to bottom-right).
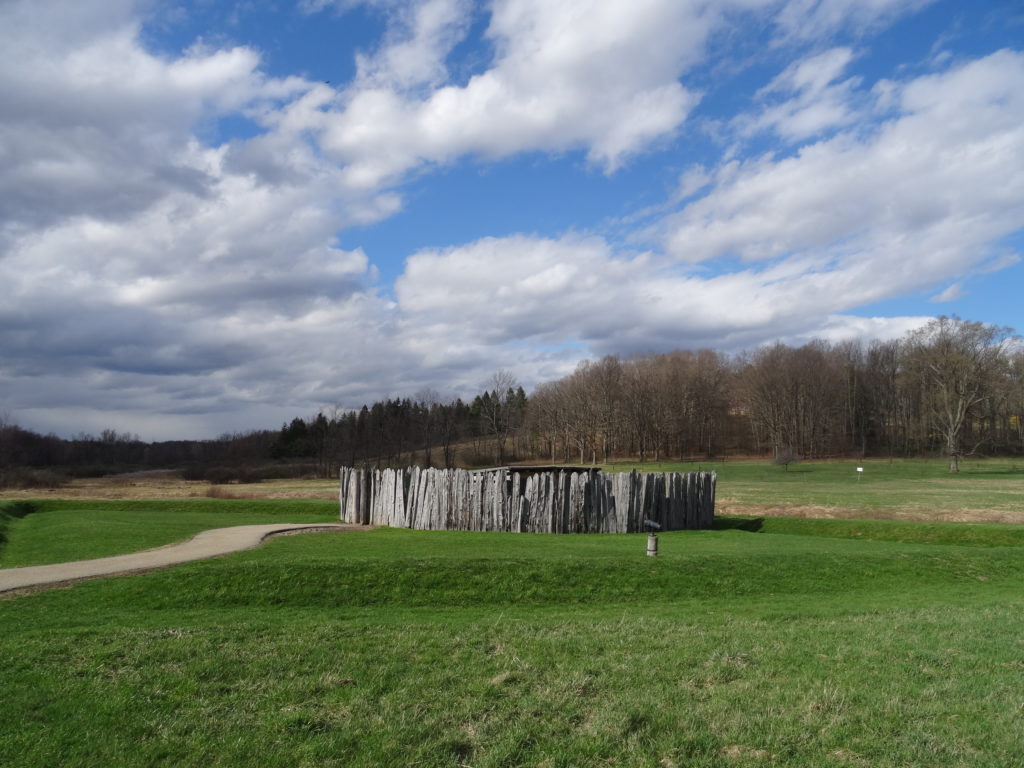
xmin=362 ymin=469 xmax=370 ymax=524
xmin=671 ymin=472 xmax=677 ymax=530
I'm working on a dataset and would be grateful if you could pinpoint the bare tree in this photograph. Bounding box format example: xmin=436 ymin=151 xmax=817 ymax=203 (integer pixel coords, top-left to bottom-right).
xmin=656 ymin=351 xmax=691 ymax=460
xmin=579 ymin=355 xmax=623 ymax=463
xmin=688 ymin=349 xmax=731 ymax=458
xmin=1008 ymin=349 xmax=1024 ymax=452
xmin=415 ymin=388 xmax=441 ymax=468
xmin=739 ymin=344 xmax=792 ymax=457
xmin=480 ymin=370 xmax=524 ymax=465
xmin=528 ymin=381 xmax=569 ymax=463
xmin=862 ymin=340 xmax=907 ymax=457
xmin=0 ymin=410 xmax=13 ymax=470
xmin=560 ymin=368 xmax=594 ymax=463
xmin=433 ymin=400 xmax=460 ymax=468
xmin=622 ymin=358 xmax=656 ymax=462
xmin=739 ymin=342 xmax=846 ymax=459
xmin=322 ymin=405 xmax=349 ymax=476
xmin=904 ymin=316 xmax=1015 ymax=472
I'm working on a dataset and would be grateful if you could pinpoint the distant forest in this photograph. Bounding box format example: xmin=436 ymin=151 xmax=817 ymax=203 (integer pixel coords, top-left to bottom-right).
xmin=2 ymin=316 xmax=1021 ymax=485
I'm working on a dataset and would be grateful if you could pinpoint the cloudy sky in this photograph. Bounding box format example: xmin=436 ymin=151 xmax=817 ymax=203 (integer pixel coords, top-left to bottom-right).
xmin=2 ymin=0 xmax=1023 ymax=440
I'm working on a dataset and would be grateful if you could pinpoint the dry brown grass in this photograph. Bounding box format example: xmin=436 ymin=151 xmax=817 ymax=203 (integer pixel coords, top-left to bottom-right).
xmin=0 ymin=476 xmax=339 ymax=502
xmin=718 ymin=502 xmax=1024 ymax=525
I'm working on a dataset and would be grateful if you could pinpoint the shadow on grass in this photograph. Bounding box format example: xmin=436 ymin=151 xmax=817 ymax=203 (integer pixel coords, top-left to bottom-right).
xmin=713 ymin=517 xmax=764 ymax=533
xmin=962 ymin=466 xmax=1024 ymax=476
xmin=0 ymin=501 xmax=41 ymax=548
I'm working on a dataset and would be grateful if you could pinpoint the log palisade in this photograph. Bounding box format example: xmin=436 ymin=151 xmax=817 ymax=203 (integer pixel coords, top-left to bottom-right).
xmin=339 ymin=466 xmax=715 ymax=533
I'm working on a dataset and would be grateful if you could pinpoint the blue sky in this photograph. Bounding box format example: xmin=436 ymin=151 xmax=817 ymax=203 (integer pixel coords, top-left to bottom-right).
xmin=1 ymin=0 xmax=1022 ymax=440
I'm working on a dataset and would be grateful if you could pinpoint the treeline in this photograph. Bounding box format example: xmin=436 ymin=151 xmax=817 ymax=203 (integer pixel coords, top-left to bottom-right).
xmin=268 ymin=378 xmax=529 ymax=475
xmin=0 ymin=423 xmax=283 ymax=486
xmin=531 ymin=317 xmax=1022 ymax=470
xmin=2 ymin=316 xmax=1021 ymax=484
xmin=0 ymin=383 xmax=529 ymax=484
xmin=741 ymin=317 xmax=1022 ymax=470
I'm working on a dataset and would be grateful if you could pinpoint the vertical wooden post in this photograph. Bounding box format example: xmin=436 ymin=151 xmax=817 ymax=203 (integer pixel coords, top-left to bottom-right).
xmin=647 ymin=533 xmax=658 ymax=556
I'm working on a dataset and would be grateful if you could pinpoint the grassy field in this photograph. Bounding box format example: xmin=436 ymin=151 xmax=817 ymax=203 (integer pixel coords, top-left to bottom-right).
xmin=5 ymin=457 xmax=1020 ymax=519
xmin=3 ymin=498 xmax=1024 ymax=767
xmin=606 ymin=457 xmax=1024 ymax=523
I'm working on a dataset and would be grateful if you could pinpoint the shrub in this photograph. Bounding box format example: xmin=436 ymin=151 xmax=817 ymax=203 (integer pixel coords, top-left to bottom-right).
xmin=64 ymin=465 xmax=123 ymax=479
xmin=178 ymin=465 xmax=209 ymax=481
xmin=203 ymin=466 xmax=260 ymax=484
xmin=205 ymin=485 xmax=242 ymax=499
xmin=250 ymin=463 xmax=318 ymax=479
xmin=772 ymin=446 xmax=801 ymax=471
xmin=181 ymin=463 xmax=321 ymax=483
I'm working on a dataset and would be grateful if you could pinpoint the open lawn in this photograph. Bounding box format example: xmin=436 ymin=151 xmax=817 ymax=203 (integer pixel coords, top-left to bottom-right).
xmin=2 ymin=499 xmax=1024 ymax=767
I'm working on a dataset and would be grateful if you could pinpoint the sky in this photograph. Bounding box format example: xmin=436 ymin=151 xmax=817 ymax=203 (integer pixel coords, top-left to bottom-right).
xmin=2 ymin=0 xmax=1023 ymax=441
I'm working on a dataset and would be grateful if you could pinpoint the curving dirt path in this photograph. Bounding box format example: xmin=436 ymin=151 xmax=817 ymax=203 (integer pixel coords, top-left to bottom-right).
xmin=0 ymin=523 xmax=372 ymax=595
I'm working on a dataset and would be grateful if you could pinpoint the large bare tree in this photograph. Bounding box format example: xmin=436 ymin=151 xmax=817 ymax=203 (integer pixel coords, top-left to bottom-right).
xmin=481 ymin=370 xmax=524 ymax=465
xmin=904 ymin=316 xmax=1015 ymax=472
xmin=1008 ymin=350 xmax=1024 ymax=450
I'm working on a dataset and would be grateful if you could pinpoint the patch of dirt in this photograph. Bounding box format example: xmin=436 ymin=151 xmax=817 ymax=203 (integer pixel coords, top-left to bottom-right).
xmin=718 ymin=502 xmax=1024 ymax=525
xmin=264 ymin=526 xmax=370 ymax=539
xmin=830 ymin=748 xmax=867 ymax=764
xmin=721 ymin=745 xmax=774 ymax=760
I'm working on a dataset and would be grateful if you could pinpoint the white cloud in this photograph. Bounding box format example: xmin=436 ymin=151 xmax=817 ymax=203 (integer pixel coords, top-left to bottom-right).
xmin=316 ymin=0 xmax=723 ymax=188
xmin=0 ymin=0 xmax=313 ymax=241
xmin=354 ymin=0 xmax=475 ymax=90
xmin=392 ymin=232 xmax=930 ymax=364
xmin=763 ymin=46 xmax=855 ymax=95
xmin=662 ymin=49 xmax=1024 ymax=296
xmin=739 ymin=47 xmax=861 ymax=140
xmin=302 ymin=0 xmax=934 ymax=191
xmin=0 ymin=0 xmax=423 ymax=435
xmin=930 ymin=282 xmax=964 ymax=302
xmin=772 ymin=0 xmax=935 ymax=42
xmin=396 ymin=235 xmax=645 ymax=344
xmin=778 ymin=313 xmax=931 ymax=346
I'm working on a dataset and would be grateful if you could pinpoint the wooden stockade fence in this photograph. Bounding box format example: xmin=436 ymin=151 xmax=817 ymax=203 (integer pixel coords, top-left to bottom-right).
xmin=339 ymin=466 xmax=715 ymax=533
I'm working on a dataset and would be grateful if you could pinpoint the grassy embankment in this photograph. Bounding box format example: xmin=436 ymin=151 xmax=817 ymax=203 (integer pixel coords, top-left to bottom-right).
xmin=0 ymin=499 xmax=338 ymax=567
xmin=2 ymin=471 xmax=1024 ymax=766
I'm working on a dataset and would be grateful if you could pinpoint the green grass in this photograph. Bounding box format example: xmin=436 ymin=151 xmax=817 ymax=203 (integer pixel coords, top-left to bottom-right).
xmin=0 ymin=500 xmax=39 ymax=547
xmin=0 ymin=499 xmax=337 ymax=567
xmin=605 ymin=457 xmax=1024 ymax=513
xmin=717 ymin=514 xmax=1024 ymax=547
xmin=3 ymin=509 xmax=1024 ymax=767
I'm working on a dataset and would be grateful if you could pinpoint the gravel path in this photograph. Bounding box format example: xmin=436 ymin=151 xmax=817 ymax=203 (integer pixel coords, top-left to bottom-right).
xmin=0 ymin=523 xmax=369 ymax=594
